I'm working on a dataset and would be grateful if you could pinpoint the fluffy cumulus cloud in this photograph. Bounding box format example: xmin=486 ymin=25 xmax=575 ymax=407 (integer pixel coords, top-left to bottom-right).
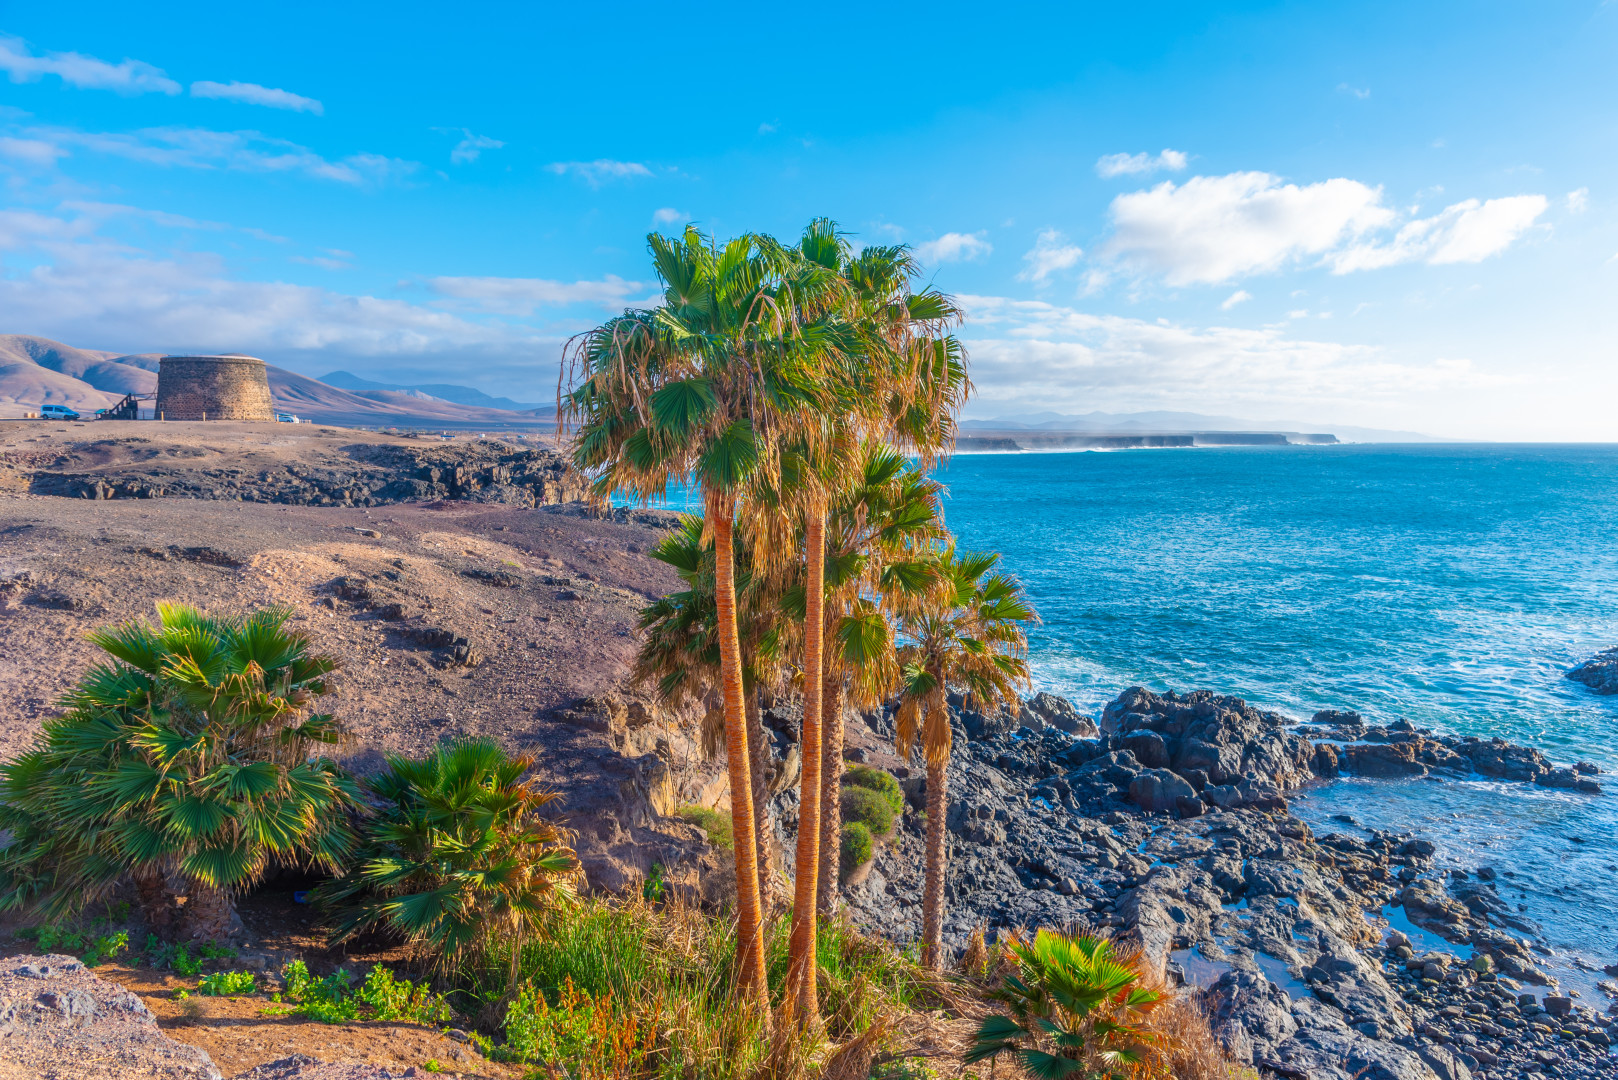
xmin=1565 ymin=188 xmax=1588 ymax=214
xmin=190 ymin=80 xmax=324 ymax=115
xmin=10 ymin=124 xmax=416 ymax=185
xmin=544 ymin=159 xmax=654 ymax=187
xmin=916 ymin=231 xmax=992 ymax=262
xmin=1018 ymin=229 xmax=1084 ymax=282
xmin=956 ymin=294 xmax=1497 ymax=417
xmin=1095 ymin=149 xmax=1188 ymax=178
xmin=1101 ymin=172 xmax=1546 ymax=284
xmin=0 ymin=36 xmax=180 ymax=95
xmin=428 ymin=275 xmax=645 ymax=316
xmin=652 ymin=207 xmax=690 ymax=226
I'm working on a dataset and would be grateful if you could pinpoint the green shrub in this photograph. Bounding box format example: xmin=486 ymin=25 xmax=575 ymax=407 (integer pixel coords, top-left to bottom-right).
xmin=844 ymin=766 xmax=904 ymax=819
xmin=197 ymin=970 xmax=256 ymax=996
xmin=267 ymin=960 xmax=455 ymax=1025
xmin=840 ymin=786 xmax=897 ymax=837
xmin=675 ymin=805 xmax=733 ymax=851
xmin=840 ymin=821 xmax=874 ymax=878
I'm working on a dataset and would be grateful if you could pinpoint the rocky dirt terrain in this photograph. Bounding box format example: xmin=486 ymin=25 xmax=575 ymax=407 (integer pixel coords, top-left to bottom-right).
xmin=0 ymin=955 xmax=463 ymax=1080
xmin=0 ymin=465 xmax=733 ymax=899
xmin=745 ymin=687 xmax=1618 ymax=1080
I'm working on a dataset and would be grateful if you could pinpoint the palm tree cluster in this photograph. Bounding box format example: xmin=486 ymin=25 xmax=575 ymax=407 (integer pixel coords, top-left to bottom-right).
xmin=0 ymin=606 xmax=578 ymax=962
xmin=562 ymin=219 xmax=1037 ymax=1028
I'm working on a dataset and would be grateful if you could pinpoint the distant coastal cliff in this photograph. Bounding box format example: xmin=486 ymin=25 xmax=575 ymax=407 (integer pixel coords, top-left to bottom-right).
xmin=955 ymin=430 xmax=1340 ymax=451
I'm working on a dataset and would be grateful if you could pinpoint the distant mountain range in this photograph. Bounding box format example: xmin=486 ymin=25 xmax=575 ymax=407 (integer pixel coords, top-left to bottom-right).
xmin=0 ymin=335 xmax=553 ymax=428
xmin=319 ymin=371 xmax=552 ymax=414
xmin=961 ymin=410 xmax=1438 ymax=444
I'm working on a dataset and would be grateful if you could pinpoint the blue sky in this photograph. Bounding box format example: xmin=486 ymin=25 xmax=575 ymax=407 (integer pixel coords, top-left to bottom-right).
xmin=2 ymin=1 xmax=1615 ymax=438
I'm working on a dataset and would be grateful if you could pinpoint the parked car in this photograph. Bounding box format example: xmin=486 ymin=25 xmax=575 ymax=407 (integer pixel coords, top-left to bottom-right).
xmin=40 ymin=404 xmax=80 ymax=421
xmin=274 ymin=412 xmax=301 ymax=423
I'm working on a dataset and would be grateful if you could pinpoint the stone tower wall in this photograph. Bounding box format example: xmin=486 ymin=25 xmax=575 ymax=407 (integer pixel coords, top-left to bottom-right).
xmin=156 ymin=356 xmax=275 ymax=421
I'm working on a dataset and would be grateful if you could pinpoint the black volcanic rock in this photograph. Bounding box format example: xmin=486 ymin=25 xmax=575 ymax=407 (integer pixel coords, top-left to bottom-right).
xmin=1566 ymin=647 xmax=1618 ymax=695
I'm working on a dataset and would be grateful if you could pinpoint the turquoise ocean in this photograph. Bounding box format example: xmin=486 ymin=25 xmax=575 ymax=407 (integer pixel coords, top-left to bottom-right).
xmin=937 ymin=444 xmax=1618 ymax=996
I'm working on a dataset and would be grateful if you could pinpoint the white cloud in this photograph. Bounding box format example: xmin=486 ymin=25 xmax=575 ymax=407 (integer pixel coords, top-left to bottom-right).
xmin=1566 ymin=188 xmax=1589 ymax=214
xmin=449 ymin=130 xmax=504 ymax=164
xmin=916 ymin=231 xmax=992 ymax=263
xmin=0 ymin=36 xmax=179 ymax=95
xmin=652 ymin=207 xmax=690 ymax=226
xmin=18 ymin=124 xmax=416 ymax=185
xmin=291 ymin=254 xmax=349 ymax=270
xmin=544 ymin=159 xmax=654 ymax=187
xmin=1018 ymin=229 xmax=1084 ymax=282
xmin=428 ymin=275 xmax=645 ymax=315
xmin=1095 ymin=149 xmax=1188 ymax=178
xmin=1220 ymin=289 xmax=1252 ymax=310
xmin=1337 ymin=83 xmax=1371 ymax=99
xmin=957 ymin=294 xmax=1499 ymax=417
xmin=1104 ymin=172 xmax=1394 ymax=284
xmin=757 ymin=121 xmax=778 ymax=135
xmin=0 ymin=135 xmax=65 ymax=167
xmin=190 ymin=80 xmax=324 ymax=115
xmin=1329 ymin=195 xmax=1548 ymax=272
xmin=1101 ymin=172 xmax=1547 ymax=284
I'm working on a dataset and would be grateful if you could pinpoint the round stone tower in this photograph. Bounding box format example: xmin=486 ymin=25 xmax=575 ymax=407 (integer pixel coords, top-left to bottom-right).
xmin=156 ymin=355 xmax=275 ymax=421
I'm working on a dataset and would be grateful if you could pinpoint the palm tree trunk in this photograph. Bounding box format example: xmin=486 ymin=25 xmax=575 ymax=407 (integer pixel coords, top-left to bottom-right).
xmin=745 ymin=687 xmax=776 ymax=914
xmin=131 ymin=864 xmax=177 ymax=939
xmin=708 ymin=491 xmax=770 ymax=1011
xmin=921 ymin=747 xmax=949 ymax=971
xmin=182 ymin=879 xmax=235 ymax=943
xmin=786 ymin=495 xmax=825 ymax=1024
xmin=815 ymin=674 xmax=845 ymax=919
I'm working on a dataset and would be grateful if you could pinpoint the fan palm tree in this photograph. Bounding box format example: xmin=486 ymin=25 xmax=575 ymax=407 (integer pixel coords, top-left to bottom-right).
xmin=317 ymin=737 xmax=577 ymax=984
xmin=0 ymin=604 xmax=359 ymax=941
xmin=965 ymin=928 xmax=1163 ymax=1079
xmin=561 ymin=225 xmax=846 ymax=1006
xmin=633 ymin=514 xmax=787 ymax=911
xmin=773 ymin=220 xmax=970 ymax=1023
xmin=895 ymin=549 xmax=1035 ymax=970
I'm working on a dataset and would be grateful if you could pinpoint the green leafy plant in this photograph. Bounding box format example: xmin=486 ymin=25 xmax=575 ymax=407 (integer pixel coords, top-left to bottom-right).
xmin=675 ymin=805 xmax=734 ymax=852
xmin=197 ymin=970 xmax=256 ymax=996
xmin=423 ymin=1061 xmax=442 ymax=1074
xmin=316 ymin=738 xmax=576 ymax=985
xmin=839 ymin=821 xmax=874 ymax=879
xmin=267 ymin=959 xmax=454 ymax=1025
xmin=965 ymin=929 xmax=1162 ymax=1080
xmin=0 ymin=604 xmax=360 ymax=940
xmin=642 ymin=862 xmax=668 ymax=903
xmin=144 ymin=935 xmax=233 ymax=975
xmin=81 ymin=930 xmax=129 ymax=966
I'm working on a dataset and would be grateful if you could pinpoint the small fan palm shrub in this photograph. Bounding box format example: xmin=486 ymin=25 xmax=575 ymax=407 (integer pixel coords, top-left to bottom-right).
xmin=0 ymin=603 xmax=359 ymax=941
xmin=317 ymin=737 xmax=577 ymax=983
xmin=965 ymin=929 xmax=1163 ymax=1080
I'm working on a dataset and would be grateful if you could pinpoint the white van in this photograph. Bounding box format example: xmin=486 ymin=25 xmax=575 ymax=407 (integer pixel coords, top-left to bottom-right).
xmin=40 ymin=404 xmax=80 ymax=421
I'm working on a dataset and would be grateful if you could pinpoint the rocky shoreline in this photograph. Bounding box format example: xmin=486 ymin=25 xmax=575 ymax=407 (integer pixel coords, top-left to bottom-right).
xmin=772 ymin=686 xmax=1617 ymax=1080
